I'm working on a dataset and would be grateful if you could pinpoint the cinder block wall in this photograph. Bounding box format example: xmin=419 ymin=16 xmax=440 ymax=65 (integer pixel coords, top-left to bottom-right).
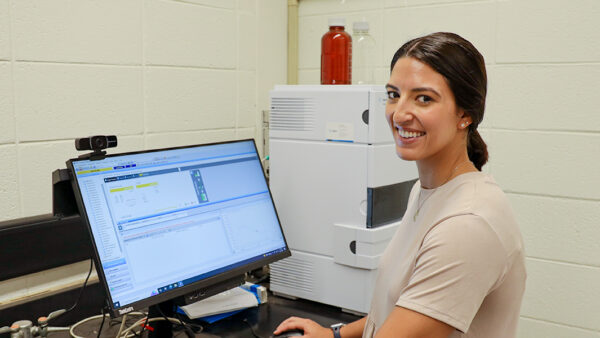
xmin=0 ymin=0 xmax=286 ymax=220
xmin=297 ymin=0 xmax=600 ymax=337
xmin=0 ymin=0 xmax=286 ymax=309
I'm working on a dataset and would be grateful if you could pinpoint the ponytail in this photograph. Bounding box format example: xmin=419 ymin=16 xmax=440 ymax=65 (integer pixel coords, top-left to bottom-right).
xmin=467 ymin=128 xmax=488 ymax=171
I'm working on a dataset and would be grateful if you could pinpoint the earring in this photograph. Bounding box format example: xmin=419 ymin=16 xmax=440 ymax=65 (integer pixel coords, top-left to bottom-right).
xmin=461 ymin=123 xmax=465 ymax=128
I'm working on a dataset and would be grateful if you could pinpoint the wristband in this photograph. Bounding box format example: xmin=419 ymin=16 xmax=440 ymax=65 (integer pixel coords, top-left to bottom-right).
xmin=330 ymin=323 xmax=344 ymax=338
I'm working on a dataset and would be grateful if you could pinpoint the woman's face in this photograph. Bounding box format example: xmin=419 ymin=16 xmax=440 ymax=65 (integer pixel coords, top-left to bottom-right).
xmin=385 ymin=57 xmax=469 ymax=162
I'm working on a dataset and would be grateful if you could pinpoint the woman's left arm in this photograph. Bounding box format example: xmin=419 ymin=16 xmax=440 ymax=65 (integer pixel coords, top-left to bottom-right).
xmin=375 ymin=306 xmax=453 ymax=338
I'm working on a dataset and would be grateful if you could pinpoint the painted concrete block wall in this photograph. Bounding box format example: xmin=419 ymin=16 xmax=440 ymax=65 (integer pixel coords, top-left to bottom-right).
xmin=298 ymin=0 xmax=599 ymax=337
xmin=0 ymin=0 xmax=286 ymax=311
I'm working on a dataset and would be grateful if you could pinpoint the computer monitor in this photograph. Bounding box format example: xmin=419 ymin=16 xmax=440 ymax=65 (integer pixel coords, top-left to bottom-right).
xmin=68 ymin=139 xmax=290 ymax=319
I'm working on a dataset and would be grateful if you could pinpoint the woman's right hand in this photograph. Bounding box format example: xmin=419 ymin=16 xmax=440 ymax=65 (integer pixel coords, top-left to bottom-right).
xmin=273 ymin=316 xmax=333 ymax=338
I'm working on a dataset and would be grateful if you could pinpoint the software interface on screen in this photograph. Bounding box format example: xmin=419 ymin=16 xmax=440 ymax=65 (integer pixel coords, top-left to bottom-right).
xmin=71 ymin=141 xmax=287 ymax=309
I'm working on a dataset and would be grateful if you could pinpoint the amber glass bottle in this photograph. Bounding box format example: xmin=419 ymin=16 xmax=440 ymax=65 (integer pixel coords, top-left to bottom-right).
xmin=321 ymin=18 xmax=352 ymax=85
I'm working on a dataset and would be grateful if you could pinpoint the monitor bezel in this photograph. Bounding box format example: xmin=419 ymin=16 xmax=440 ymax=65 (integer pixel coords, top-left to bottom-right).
xmin=67 ymin=138 xmax=290 ymax=317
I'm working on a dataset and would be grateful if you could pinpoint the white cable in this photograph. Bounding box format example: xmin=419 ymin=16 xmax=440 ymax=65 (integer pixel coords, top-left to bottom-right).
xmin=69 ymin=314 xmax=108 ymax=338
xmin=68 ymin=312 xmax=146 ymax=338
xmin=115 ymin=314 xmax=127 ymax=338
xmin=117 ymin=312 xmax=147 ymax=338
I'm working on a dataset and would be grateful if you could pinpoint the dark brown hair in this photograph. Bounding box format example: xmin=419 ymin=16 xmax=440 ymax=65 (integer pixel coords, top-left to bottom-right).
xmin=390 ymin=32 xmax=488 ymax=171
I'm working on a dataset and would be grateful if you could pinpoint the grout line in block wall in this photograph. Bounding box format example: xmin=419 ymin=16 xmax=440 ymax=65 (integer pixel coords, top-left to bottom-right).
xmin=519 ymin=315 xmax=600 ymax=334
xmin=16 ymin=134 xmax=145 ymax=145
xmin=298 ymin=0 xmax=493 ymax=17
xmin=495 ymin=61 xmax=600 ymax=66
xmin=142 ymin=128 xmax=238 ymax=136
xmin=169 ymin=0 xmax=234 ymax=11
xmin=7 ymin=0 xmax=23 ymax=218
xmin=13 ymin=131 xmax=245 ymax=146
xmin=235 ymin=4 xmax=240 ymax=135
xmin=504 ymin=190 xmax=599 ymax=202
xmin=395 ymin=0 xmax=493 ymax=9
xmin=146 ymin=64 xmax=236 ymax=71
xmin=142 ymin=0 xmax=147 ymax=149
xmin=252 ymin=0 xmax=259 ymax=147
xmin=14 ymin=59 xmax=141 ymax=67
xmin=492 ymin=0 xmax=499 ymax=66
xmin=526 ymin=256 xmax=600 ymax=270
xmin=14 ymin=60 xmax=238 ymax=72
xmin=487 ymin=127 xmax=599 ymax=136
xmin=299 ymin=8 xmax=382 ymax=18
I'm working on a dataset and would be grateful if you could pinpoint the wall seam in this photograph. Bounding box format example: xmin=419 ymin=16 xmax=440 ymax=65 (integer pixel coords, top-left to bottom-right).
xmin=526 ymin=256 xmax=600 ymax=270
xmin=495 ymin=61 xmax=600 ymax=66
xmin=382 ymin=0 xmax=491 ymax=9
xmin=253 ymin=0 xmax=259 ymax=145
xmin=12 ymin=59 xmax=141 ymax=66
xmin=520 ymin=315 xmax=600 ymax=333
xmin=299 ymin=8 xmax=386 ymax=18
xmin=505 ymin=191 xmax=600 ymax=202
xmin=503 ymin=190 xmax=599 ymax=202
xmin=235 ymin=3 xmax=240 ymax=137
xmin=13 ymin=60 xmax=237 ymax=71
xmin=403 ymin=0 xmax=493 ymax=9
xmin=142 ymin=0 xmax=147 ymax=149
xmin=299 ymin=0 xmax=494 ymax=14
xmin=488 ymin=128 xmax=600 ymax=135
xmin=169 ymin=0 xmax=233 ymax=11
xmin=7 ymin=0 xmax=22 ymax=218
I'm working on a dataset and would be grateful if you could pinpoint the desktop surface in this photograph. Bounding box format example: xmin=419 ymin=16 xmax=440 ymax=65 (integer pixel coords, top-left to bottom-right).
xmin=37 ymin=291 xmax=362 ymax=338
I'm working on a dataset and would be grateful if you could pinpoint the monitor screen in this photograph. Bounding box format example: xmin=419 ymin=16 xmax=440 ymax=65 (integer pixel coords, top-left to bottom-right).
xmin=68 ymin=139 xmax=289 ymax=316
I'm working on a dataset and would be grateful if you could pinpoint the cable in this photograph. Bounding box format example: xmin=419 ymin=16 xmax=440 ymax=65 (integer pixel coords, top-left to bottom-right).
xmin=155 ymin=305 xmax=197 ymax=338
xmin=69 ymin=314 xmax=107 ymax=338
xmin=138 ymin=311 xmax=149 ymax=337
xmin=115 ymin=314 xmax=128 ymax=338
xmin=242 ymin=318 xmax=264 ymax=338
xmin=68 ymin=312 xmax=145 ymax=338
xmin=119 ymin=317 xmax=183 ymax=338
xmin=67 ymin=259 xmax=94 ymax=313
xmin=96 ymin=308 xmax=107 ymax=338
xmin=174 ymin=312 xmax=203 ymax=334
xmin=46 ymin=259 xmax=95 ymax=327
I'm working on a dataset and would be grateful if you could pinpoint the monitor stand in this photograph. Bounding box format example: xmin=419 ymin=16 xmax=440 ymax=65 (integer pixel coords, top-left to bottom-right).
xmin=147 ymin=274 xmax=246 ymax=337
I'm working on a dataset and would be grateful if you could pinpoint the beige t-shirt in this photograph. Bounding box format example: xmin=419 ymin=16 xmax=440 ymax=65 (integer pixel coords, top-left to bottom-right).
xmin=363 ymin=172 xmax=526 ymax=338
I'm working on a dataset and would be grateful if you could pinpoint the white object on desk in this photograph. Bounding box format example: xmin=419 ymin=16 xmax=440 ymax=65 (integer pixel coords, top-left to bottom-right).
xmin=180 ymin=283 xmax=264 ymax=319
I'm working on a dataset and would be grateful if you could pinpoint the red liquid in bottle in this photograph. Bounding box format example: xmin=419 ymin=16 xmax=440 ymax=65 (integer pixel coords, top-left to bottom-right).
xmin=321 ymin=25 xmax=352 ymax=85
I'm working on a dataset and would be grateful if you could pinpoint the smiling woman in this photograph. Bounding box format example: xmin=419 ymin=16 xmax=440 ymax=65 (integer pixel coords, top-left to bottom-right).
xmin=274 ymin=32 xmax=526 ymax=338
xmin=386 ymin=32 xmax=489 ymax=177
xmin=361 ymin=32 xmax=526 ymax=338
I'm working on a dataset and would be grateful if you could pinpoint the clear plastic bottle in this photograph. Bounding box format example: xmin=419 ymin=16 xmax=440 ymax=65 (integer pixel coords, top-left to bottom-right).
xmin=321 ymin=18 xmax=352 ymax=85
xmin=352 ymin=21 xmax=376 ymax=84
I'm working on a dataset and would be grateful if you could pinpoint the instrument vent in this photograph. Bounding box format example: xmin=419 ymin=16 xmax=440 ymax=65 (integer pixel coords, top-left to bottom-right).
xmin=270 ymin=98 xmax=316 ymax=132
xmin=270 ymin=256 xmax=314 ymax=293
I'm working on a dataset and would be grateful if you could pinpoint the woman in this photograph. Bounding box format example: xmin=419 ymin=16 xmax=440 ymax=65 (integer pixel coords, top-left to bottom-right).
xmin=274 ymin=32 xmax=526 ymax=338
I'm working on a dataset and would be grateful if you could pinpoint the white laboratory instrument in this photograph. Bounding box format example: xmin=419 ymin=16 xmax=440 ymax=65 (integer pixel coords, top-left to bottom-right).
xmin=268 ymin=85 xmax=418 ymax=314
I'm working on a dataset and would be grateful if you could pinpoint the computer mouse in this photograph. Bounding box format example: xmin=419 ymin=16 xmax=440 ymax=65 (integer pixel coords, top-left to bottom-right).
xmin=271 ymin=328 xmax=304 ymax=337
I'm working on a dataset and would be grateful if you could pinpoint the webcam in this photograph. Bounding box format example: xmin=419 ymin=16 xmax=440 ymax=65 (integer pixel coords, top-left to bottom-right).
xmin=75 ymin=135 xmax=118 ymax=161
xmin=75 ymin=135 xmax=117 ymax=151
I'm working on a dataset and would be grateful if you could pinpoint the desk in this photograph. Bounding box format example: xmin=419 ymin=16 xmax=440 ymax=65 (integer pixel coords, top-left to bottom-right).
xmin=34 ymin=292 xmax=362 ymax=338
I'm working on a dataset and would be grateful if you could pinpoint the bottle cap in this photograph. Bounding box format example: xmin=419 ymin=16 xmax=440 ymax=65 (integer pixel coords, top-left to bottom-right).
xmin=353 ymin=21 xmax=369 ymax=32
xmin=328 ymin=18 xmax=346 ymax=27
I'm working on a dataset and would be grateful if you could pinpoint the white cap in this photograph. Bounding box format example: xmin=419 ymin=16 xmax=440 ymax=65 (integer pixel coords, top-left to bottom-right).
xmin=353 ymin=21 xmax=369 ymax=32
xmin=328 ymin=17 xmax=346 ymax=27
